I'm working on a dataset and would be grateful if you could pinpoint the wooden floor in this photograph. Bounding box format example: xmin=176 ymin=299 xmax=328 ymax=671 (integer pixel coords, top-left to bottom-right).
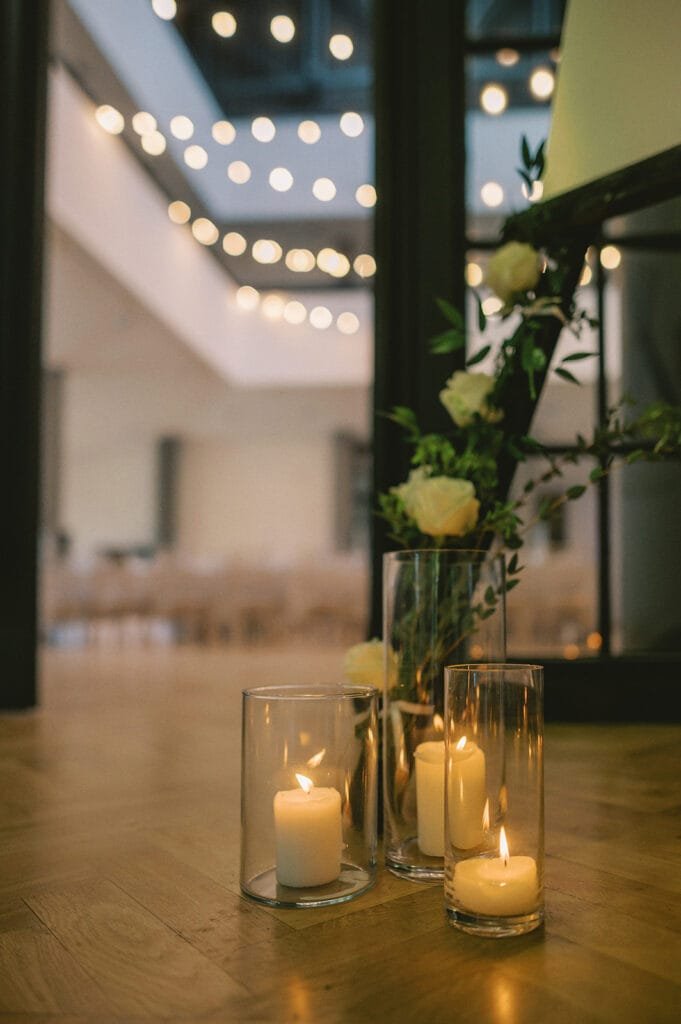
xmin=1 ymin=644 xmax=680 ymax=1023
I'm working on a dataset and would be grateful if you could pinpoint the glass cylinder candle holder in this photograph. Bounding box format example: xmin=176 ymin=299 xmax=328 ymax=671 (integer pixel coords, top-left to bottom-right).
xmin=444 ymin=664 xmax=544 ymax=937
xmin=383 ymin=550 xmax=506 ymax=881
xmin=240 ymin=685 xmax=378 ymax=908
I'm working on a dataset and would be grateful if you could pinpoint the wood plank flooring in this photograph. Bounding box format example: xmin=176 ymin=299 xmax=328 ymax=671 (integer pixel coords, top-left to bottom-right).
xmin=1 ymin=645 xmax=680 ymax=1023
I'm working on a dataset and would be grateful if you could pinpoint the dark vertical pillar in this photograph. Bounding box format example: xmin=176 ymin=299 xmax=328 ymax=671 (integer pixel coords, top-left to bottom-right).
xmin=0 ymin=1 xmax=49 ymax=709
xmin=370 ymin=0 xmax=467 ymax=634
xmin=156 ymin=437 xmax=182 ymax=550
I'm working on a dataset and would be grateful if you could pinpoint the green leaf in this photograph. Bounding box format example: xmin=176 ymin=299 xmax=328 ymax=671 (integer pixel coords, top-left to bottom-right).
xmin=521 ymin=134 xmax=531 ymax=170
xmin=523 ymin=479 xmax=535 ymax=494
xmin=589 ymin=467 xmax=606 ymax=482
xmin=430 ymin=328 xmax=466 ymax=354
xmin=561 ymin=351 xmax=597 ymax=363
xmin=388 ymin=406 xmax=420 ymax=437
xmin=566 ymin=485 xmax=587 ymax=500
xmin=505 ymin=578 xmax=521 ymax=592
xmin=466 ymin=344 xmax=492 ymax=368
xmin=507 ymin=553 xmax=519 ymax=574
xmin=506 ymin=535 xmax=524 ymax=549
xmin=436 ymin=297 xmax=464 ymax=330
xmin=484 ymin=585 xmax=496 ymax=605
xmin=538 ymin=497 xmax=555 ymax=519
xmin=554 ymin=367 xmax=581 ymax=385
xmin=535 ymin=140 xmax=546 ymax=177
xmin=477 ymin=294 xmax=487 ymax=333
xmin=479 ymin=607 xmax=497 ymax=620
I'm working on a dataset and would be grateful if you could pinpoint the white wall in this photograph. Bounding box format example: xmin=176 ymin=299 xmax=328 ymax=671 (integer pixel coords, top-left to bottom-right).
xmin=177 ymin=438 xmax=334 ymax=564
xmin=59 ymin=364 xmax=370 ymax=562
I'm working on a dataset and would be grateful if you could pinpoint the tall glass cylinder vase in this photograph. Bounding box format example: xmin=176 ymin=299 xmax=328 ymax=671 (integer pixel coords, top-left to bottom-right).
xmin=240 ymin=685 xmax=378 ymax=908
xmin=444 ymin=664 xmax=544 ymax=937
xmin=383 ymin=549 xmax=506 ymax=881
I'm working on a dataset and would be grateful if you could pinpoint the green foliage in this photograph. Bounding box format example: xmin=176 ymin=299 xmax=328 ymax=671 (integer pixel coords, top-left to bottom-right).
xmin=378 ymin=135 xmax=681 ymax=589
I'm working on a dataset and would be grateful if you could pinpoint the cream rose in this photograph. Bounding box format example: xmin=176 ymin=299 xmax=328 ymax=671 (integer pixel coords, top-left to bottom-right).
xmin=344 ymin=638 xmax=396 ymax=690
xmin=394 ymin=470 xmax=480 ymax=538
xmin=440 ymin=371 xmax=501 ymax=427
xmin=485 ymin=241 xmax=541 ymax=304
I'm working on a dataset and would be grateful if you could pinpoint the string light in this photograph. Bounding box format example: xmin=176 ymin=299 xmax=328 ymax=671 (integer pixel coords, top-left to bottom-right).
xmin=228 ymin=160 xmax=251 ymax=183
xmin=496 ymin=47 xmax=519 ymax=66
xmin=285 ymin=249 xmax=315 ymax=272
xmin=252 ymin=116 xmax=276 ymax=142
xmin=529 ymin=67 xmax=555 ymax=100
xmin=269 ymin=167 xmax=294 ymax=192
xmin=480 ymin=181 xmax=504 ymax=207
xmin=252 ymin=239 xmax=283 ymax=264
xmin=521 ymin=180 xmax=544 ymax=202
xmin=309 ymin=305 xmax=333 ymax=329
xmin=132 ymin=111 xmax=157 ymax=135
xmin=141 ymin=130 xmax=166 ymax=155
xmin=270 ymin=15 xmax=295 ymax=43
xmin=168 ymin=200 xmax=191 ymax=224
xmin=600 ymin=245 xmax=621 ymax=269
xmin=337 ymin=312 xmax=359 ymax=335
xmin=95 ymin=105 xmax=124 ymax=134
xmin=298 ymin=120 xmax=321 ymax=144
xmin=480 ymin=84 xmax=508 ymax=115
xmin=284 ymin=300 xmax=307 ymax=324
xmin=579 ymin=264 xmax=592 ymax=286
xmin=223 ymin=231 xmax=247 ymax=256
xmin=191 ymin=218 xmax=219 ymax=245
xmin=312 ymin=177 xmax=336 ymax=201
xmin=184 ymin=145 xmax=208 ymax=169
xmin=355 ymin=184 xmax=376 ymax=208
xmin=465 ymin=262 xmax=483 ymax=287
xmin=170 ymin=115 xmax=194 ymax=140
xmin=212 ymin=11 xmax=237 ymax=37
xmin=212 ymin=120 xmax=236 ymax=145
xmin=236 ymin=285 xmax=259 ymax=310
xmin=261 ymin=294 xmax=286 ymax=320
xmin=152 ymin=0 xmax=176 ymax=20
xmin=353 ymin=254 xmax=376 ymax=278
xmin=482 ymin=296 xmax=503 ymax=316
xmin=340 ymin=112 xmax=364 ymax=137
xmin=329 ymin=34 xmax=353 ymax=60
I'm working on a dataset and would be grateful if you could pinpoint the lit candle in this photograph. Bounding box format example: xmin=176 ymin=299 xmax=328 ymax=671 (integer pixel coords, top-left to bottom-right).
xmin=453 ymin=827 xmax=538 ymax=916
xmin=447 ymin=736 xmax=487 ymax=850
xmin=273 ymin=773 xmax=342 ymax=888
xmin=414 ymin=740 xmax=445 ymax=856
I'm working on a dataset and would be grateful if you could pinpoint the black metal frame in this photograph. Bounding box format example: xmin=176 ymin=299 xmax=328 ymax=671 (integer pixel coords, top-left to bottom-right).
xmin=371 ymin=5 xmax=681 ymax=718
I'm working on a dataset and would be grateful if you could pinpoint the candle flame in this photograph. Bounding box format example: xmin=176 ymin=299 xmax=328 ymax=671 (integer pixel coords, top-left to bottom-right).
xmin=295 ymin=773 xmax=313 ymax=793
xmin=456 ymin=736 xmax=467 ymax=751
xmin=433 ymin=714 xmax=444 ymax=733
xmin=482 ymin=798 xmax=490 ymax=831
xmin=499 ymin=826 xmax=510 ymax=865
xmin=306 ymin=748 xmax=326 ymax=768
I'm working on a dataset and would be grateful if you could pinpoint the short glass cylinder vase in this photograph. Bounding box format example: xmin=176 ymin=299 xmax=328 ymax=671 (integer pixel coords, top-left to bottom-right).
xmin=383 ymin=550 xmax=506 ymax=882
xmin=444 ymin=664 xmax=544 ymax=937
xmin=240 ymin=684 xmax=378 ymax=908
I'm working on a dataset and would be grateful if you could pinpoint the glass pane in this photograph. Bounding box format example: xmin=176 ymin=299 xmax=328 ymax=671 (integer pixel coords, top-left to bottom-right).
xmin=466 ymin=0 xmax=566 ymax=42
xmin=603 ymin=202 xmax=681 ymax=654
xmin=465 ymin=52 xmax=555 ymax=242
xmin=42 ymin=0 xmax=374 ymax=652
xmin=506 ymin=458 xmax=599 ymax=659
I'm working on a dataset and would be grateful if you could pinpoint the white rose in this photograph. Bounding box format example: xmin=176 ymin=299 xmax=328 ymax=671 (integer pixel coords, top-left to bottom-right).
xmin=344 ymin=638 xmax=395 ymax=689
xmin=485 ymin=242 xmax=541 ymax=304
xmin=440 ymin=371 xmax=502 ymax=427
xmin=394 ymin=471 xmax=480 ymax=538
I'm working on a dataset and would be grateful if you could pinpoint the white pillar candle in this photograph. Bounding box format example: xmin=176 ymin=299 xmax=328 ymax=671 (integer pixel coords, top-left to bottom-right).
xmin=447 ymin=736 xmax=487 ymax=850
xmin=273 ymin=773 xmax=342 ymax=888
xmin=414 ymin=740 xmax=445 ymax=857
xmin=453 ymin=828 xmax=538 ymax=916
